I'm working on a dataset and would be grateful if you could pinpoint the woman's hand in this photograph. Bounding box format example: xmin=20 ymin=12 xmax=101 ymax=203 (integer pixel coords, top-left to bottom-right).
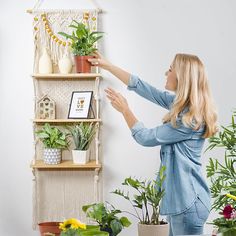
xmin=105 ymin=87 xmax=138 ymax=128
xmin=105 ymin=87 xmax=129 ymax=114
xmin=89 ymin=51 xmax=131 ymax=85
xmin=88 ymin=51 xmax=112 ymax=71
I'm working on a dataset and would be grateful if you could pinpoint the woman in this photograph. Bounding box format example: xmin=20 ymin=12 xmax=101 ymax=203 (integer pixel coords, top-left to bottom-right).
xmin=89 ymin=53 xmax=218 ymax=236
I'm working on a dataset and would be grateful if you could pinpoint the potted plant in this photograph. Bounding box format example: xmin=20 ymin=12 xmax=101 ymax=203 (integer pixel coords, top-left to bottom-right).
xmin=58 ymin=20 xmax=103 ymax=73
xmin=82 ymin=202 xmax=131 ymax=236
xmin=59 ymin=218 xmax=109 ymax=236
xmin=206 ymin=110 xmax=236 ymax=236
xmin=38 ymin=222 xmax=62 ymax=236
xmin=36 ymin=123 xmax=69 ymax=164
xmin=112 ymin=166 xmax=168 ymax=236
xmin=210 ymin=200 xmax=236 ymax=236
xmin=66 ymin=122 xmax=97 ymax=164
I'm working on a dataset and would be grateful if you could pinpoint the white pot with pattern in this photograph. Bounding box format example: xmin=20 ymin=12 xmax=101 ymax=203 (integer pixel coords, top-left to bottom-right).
xmin=43 ymin=148 xmax=61 ymax=164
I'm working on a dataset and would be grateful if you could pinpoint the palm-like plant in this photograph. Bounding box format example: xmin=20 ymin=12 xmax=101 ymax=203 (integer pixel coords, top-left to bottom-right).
xmin=66 ymin=123 xmax=97 ymax=150
xmin=58 ymin=20 xmax=103 ymax=56
xmin=206 ymin=111 xmax=236 ymax=210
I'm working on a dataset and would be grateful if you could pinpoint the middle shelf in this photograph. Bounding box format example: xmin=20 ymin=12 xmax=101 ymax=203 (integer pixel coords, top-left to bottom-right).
xmin=33 ymin=119 xmax=102 ymax=124
xmin=31 ymin=160 xmax=102 ymax=170
xmin=31 ymin=73 xmax=102 ymax=80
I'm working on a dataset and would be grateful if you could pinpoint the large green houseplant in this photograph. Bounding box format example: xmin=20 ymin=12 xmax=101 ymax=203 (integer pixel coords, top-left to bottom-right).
xmin=66 ymin=122 xmax=97 ymax=164
xmin=206 ymin=110 xmax=236 ymax=236
xmin=36 ymin=123 xmax=69 ymax=164
xmin=82 ymin=202 xmax=131 ymax=236
xmin=58 ymin=20 xmax=103 ymax=73
xmin=112 ymin=166 xmax=168 ymax=236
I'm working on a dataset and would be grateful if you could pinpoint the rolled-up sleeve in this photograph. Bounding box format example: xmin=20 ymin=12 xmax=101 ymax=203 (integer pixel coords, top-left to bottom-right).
xmin=127 ymin=74 xmax=175 ymax=110
xmin=130 ymin=121 xmax=193 ymax=147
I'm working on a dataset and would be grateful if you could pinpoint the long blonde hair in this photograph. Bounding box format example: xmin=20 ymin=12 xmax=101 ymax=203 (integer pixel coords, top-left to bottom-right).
xmin=163 ymin=53 xmax=218 ymax=138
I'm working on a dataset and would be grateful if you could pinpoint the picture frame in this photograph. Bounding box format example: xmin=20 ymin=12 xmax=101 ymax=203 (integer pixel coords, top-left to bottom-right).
xmin=68 ymin=91 xmax=93 ymax=119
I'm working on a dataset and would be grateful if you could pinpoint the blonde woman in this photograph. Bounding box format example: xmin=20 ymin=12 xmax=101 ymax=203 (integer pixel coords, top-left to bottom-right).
xmin=89 ymin=53 xmax=218 ymax=236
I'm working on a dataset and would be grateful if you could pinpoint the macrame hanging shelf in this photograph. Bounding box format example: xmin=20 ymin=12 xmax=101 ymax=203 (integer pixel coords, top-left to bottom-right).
xmin=28 ymin=0 xmax=104 ymax=228
xmin=26 ymin=0 xmax=103 ymax=14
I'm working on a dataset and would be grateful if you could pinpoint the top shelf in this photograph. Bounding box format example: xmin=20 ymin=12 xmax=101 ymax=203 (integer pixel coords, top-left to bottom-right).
xmin=31 ymin=73 xmax=102 ymax=79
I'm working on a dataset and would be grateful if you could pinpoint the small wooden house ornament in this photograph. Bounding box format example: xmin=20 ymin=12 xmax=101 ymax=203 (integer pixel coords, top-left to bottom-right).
xmin=37 ymin=95 xmax=56 ymax=119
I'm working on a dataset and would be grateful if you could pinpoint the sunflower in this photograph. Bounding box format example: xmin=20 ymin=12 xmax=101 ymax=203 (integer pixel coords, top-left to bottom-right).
xmin=59 ymin=218 xmax=86 ymax=231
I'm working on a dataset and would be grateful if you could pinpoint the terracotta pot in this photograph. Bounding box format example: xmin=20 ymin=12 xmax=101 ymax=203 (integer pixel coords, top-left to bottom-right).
xmin=138 ymin=222 xmax=169 ymax=236
xmin=74 ymin=55 xmax=93 ymax=73
xmin=38 ymin=222 xmax=62 ymax=236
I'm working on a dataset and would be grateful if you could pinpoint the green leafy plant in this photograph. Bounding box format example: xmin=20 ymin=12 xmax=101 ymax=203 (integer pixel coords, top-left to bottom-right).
xmin=66 ymin=123 xmax=97 ymax=150
xmin=36 ymin=123 xmax=69 ymax=149
xmin=82 ymin=202 xmax=131 ymax=236
xmin=206 ymin=111 xmax=236 ymax=211
xmin=112 ymin=166 xmax=166 ymax=225
xmin=58 ymin=20 xmax=103 ymax=56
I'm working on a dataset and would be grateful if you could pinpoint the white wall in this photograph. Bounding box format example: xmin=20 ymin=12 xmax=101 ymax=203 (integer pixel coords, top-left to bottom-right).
xmin=0 ymin=0 xmax=235 ymax=235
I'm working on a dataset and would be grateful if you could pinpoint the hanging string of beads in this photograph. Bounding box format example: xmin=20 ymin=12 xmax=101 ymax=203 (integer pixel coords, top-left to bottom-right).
xmin=40 ymin=13 xmax=71 ymax=47
xmin=34 ymin=12 xmax=95 ymax=47
xmin=33 ymin=11 xmax=97 ymax=48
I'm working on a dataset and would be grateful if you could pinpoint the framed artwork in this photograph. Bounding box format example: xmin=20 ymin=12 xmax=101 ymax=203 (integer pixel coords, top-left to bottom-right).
xmin=68 ymin=91 xmax=93 ymax=119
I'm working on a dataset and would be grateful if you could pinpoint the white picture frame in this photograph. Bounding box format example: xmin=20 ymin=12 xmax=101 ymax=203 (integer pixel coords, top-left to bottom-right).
xmin=68 ymin=91 xmax=93 ymax=119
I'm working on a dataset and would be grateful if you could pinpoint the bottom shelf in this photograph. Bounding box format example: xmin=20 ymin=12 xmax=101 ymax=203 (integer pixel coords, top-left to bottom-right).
xmin=31 ymin=160 xmax=102 ymax=170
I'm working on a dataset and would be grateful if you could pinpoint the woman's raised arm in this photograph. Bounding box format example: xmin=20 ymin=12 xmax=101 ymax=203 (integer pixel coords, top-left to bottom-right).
xmin=88 ymin=52 xmax=131 ymax=85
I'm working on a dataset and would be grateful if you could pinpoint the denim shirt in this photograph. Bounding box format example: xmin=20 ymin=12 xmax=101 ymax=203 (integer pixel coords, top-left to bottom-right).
xmin=127 ymin=74 xmax=211 ymax=215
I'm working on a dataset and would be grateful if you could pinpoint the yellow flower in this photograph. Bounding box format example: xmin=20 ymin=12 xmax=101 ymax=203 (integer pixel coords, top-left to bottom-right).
xmin=226 ymin=193 xmax=236 ymax=201
xmin=59 ymin=218 xmax=86 ymax=231
xmin=59 ymin=222 xmax=66 ymax=231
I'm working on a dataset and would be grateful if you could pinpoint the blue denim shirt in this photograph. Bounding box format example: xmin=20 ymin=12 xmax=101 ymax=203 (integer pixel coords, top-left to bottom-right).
xmin=127 ymin=75 xmax=211 ymax=215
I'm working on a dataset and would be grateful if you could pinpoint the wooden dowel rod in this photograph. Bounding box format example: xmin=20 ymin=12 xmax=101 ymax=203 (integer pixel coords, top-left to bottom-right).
xmin=26 ymin=8 xmax=104 ymax=14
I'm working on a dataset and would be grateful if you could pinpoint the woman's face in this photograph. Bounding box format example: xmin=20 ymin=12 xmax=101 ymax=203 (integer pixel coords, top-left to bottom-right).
xmin=165 ymin=66 xmax=178 ymax=92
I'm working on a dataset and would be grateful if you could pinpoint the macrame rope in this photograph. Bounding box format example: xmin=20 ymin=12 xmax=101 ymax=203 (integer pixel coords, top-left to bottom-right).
xmin=33 ymin=10 xmax=98 ymax=71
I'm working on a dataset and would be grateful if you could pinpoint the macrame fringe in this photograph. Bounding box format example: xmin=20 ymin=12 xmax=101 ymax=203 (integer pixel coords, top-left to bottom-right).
xmin=33 ymin=10 xmax=98 ymax=72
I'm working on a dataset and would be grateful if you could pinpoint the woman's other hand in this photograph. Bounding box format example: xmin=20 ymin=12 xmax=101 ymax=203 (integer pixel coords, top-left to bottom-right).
xmin=88 ymin=51 xmax=112 ymax=71
xmin=105 ymin=87 xmax=129 ymax=114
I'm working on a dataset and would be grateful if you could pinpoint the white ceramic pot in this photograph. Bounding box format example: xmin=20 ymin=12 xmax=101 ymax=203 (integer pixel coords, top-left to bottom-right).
xmin=138 ymin=223 xmax=169 ymax=236
xmin=58 ymin=52 xmax=72 ymax=74
xmin=38 ymin=47 xmax=53 ymax=74
xmin=72 ymin=149 xmax=90 ymax=164
xmin=43 ymin=148 xmax=61 ymax=164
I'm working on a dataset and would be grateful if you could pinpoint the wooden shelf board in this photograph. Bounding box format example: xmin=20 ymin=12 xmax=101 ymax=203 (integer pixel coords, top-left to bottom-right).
xmin=31 ymin=160 xmax=102 ymax=170
xmin=32 ymin=73 xmax=102 ymax=79
xmin=33 ymin=119 xmax=102 ymax=123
